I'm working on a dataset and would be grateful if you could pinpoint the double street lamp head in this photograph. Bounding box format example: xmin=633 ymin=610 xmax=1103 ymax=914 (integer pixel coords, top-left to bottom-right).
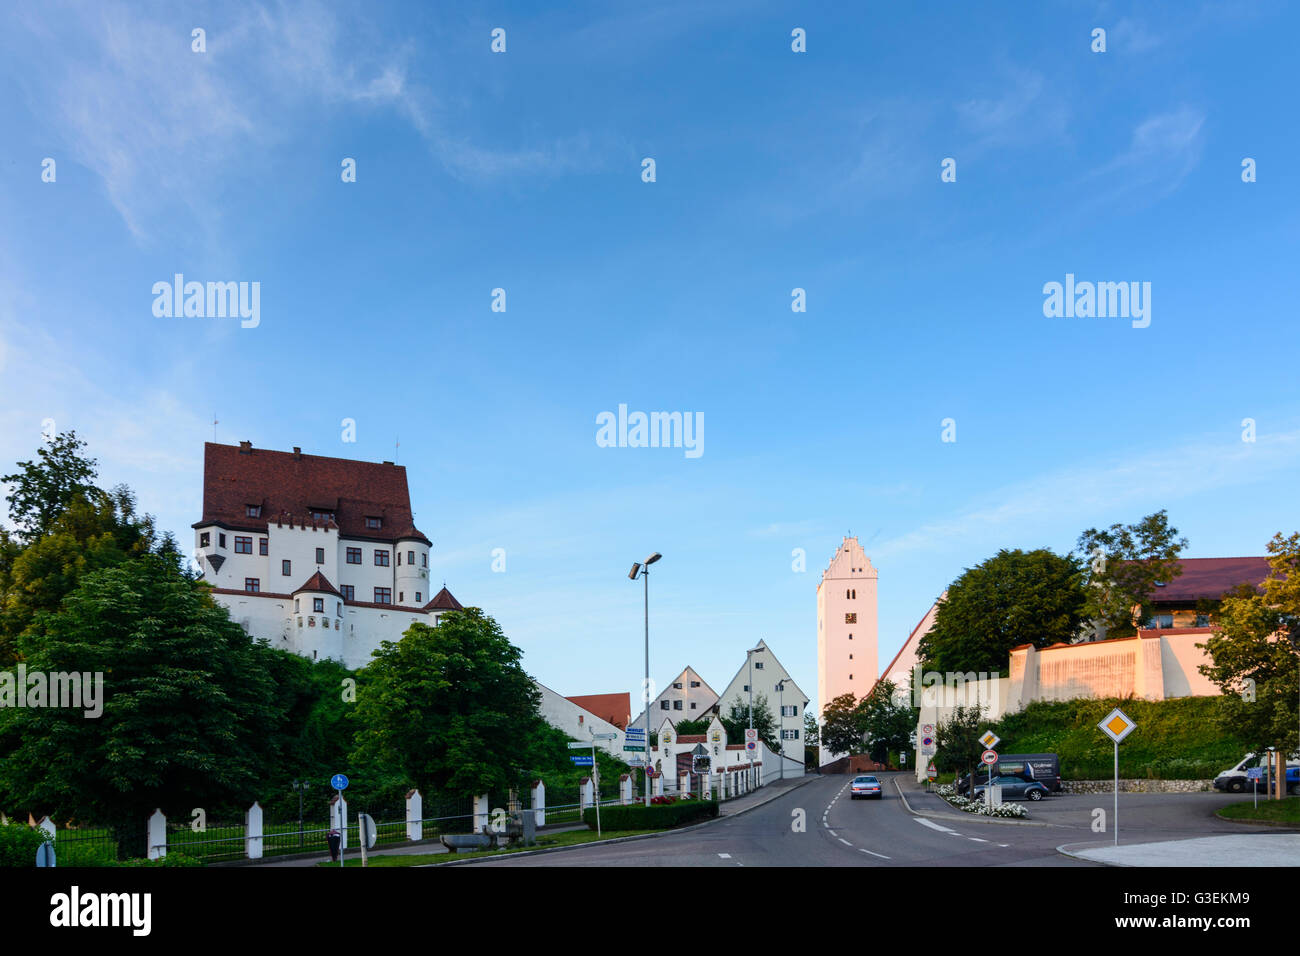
xmin=628 ymin=552 xmax=663 ymax=580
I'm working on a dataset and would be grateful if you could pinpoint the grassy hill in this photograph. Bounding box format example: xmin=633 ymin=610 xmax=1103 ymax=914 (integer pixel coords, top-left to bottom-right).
xmin=988 ymin=697 xmax=1248 ymax=780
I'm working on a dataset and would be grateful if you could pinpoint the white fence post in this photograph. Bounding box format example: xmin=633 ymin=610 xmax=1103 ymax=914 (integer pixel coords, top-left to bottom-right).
xmin=579 ymin=777 xmax=594 ymax=811
xmin=530 ymin=779 xmax=546 ymax=827
xmin=619 ymin=774 xmax=632 ymax=805
xmin=37 ymin=815 xmax=56 ymax=843
xmin=147 ymin=809 xmax=167 ymax=860
xmin=331 ymin=794 xmax=348 ymax=851
xmin=473 ymin=793 xmax=490 ymax=833
xmin=245 ymin=802 xmax=263 ymax=860
xmin=406 ymin=789 xmax=423 ymax=842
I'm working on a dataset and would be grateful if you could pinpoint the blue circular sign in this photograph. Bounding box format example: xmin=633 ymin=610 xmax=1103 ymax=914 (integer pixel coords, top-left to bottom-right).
xmin=331 ymin=773 xmax=350 ymax=791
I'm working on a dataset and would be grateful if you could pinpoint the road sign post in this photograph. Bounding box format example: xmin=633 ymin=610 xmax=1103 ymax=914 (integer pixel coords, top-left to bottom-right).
xmin=1098 ymin=708 xmax=1136 ymax=846
xmin=1248 ymin=766 xmax=1265 ymax=809
xmin=330 ymin=773 xmax=349 ymax=869
xmin=980 ymin=749 xmax=998 ymax=807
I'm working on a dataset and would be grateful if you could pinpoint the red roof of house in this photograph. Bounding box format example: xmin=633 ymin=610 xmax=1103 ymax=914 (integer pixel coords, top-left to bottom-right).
xmin=424 ymin=586 xmax=463 ymax=611
xmin=676 ymin=735 xmax=707 ymax=744
xmin=1146 ymin=557 xmax=1272 ymax=603
xmin=292 ymin=571 xmax=342 ymax=598
xmin=195 ymin=442 xmax=431 ymax=545
xmin=565 ymin=693 xmax=631 ymax=729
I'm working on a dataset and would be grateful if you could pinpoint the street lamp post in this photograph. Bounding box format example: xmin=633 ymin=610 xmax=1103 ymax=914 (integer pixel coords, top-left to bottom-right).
xmin=776 ymin=680 xmax=786 ymax=781
xmin=629 ymin=552 xmax=662 ymax=809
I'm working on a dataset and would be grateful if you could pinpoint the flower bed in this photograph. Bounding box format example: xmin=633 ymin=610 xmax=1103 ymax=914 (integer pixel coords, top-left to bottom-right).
xmin=934 ymin=784 xmax=1028 ymax=818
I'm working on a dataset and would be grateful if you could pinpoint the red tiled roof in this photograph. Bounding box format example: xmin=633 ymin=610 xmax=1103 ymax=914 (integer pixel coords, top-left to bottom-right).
xmin=1145 ymin=557 xmax=1272 ymax=603
xmin=292 ymin=571 xmax=342 ymax=598
xmin=676 ymin=735 xmax=706 ymax=744
xmin=424 ymin=587 xmax=463 ymax=611
xmin=195 ymin=442 xmax=431 ymax=545
xmin=566 ymin=693 xmax=632 ymax=729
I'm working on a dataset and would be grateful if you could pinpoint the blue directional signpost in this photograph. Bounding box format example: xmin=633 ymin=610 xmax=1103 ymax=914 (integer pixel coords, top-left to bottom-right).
xmin=331 ymin=773 xmax=349 ymax=868
xmin=1248 ymin=766 xmax=1265 ymax=810
xmin=570 ymin=755 xmax=594 ymax=766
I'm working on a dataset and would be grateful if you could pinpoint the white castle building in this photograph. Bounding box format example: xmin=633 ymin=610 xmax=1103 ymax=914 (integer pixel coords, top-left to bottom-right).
xmin=193 ymin=441 xmax=463 ymax=669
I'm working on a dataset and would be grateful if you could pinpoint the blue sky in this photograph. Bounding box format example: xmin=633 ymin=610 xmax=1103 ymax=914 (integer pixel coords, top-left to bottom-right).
xmin=2 ymin=1 xmax=1298 ymax=718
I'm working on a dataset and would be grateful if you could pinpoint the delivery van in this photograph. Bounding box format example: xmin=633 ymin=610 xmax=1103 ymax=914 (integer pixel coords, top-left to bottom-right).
xmin=1212 ymin=752 xmax=1300 ymax=794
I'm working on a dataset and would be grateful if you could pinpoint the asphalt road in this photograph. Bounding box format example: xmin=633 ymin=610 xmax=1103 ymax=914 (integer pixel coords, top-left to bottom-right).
xmin=465 ymin=773 xmax=1257 ymax=867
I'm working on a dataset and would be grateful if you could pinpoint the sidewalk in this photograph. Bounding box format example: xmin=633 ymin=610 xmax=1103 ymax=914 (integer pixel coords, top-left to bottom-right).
xmin=254 ymin=774 xmax=817 ymax=868
xmin=1059 ymin=832 xmax=1300 ymax=866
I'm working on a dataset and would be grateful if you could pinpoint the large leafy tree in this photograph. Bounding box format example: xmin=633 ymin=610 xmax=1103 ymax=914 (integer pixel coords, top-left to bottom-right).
xmin=859 ymin=679 xmax=916 ymax=763
xmin=803 ymin=711 xmax=820 ymax=769
xmin=820 ymin=692 xmax=864 ymax=757
xmin=1 ymin=431 xmax=99 ymax=544
xmin=1200 ymin=533 xmax=1300 ymax=758
xmin=719 ymin=693 xmax=779 ymax=751
xmin=933 ymin=703 xmax=986 ymax=780
xmin=0 ymin=556 xmax=290 ymax=857
xmin=917 ymin=548 xmax=1086 ymax=674
xmin=350 ymin=608 xmax=542 ymax=798
xmin=1076 ymin=510 xmax=1188 ymax=639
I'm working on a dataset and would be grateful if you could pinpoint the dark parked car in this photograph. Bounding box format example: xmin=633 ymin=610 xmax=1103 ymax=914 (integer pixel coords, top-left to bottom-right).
xmin=972 ymin=774 xmax=1049 ymax=802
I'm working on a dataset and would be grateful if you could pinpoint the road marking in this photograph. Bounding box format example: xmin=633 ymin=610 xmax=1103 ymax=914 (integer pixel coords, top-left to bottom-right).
xmin=717 ymin=853 xmax=731 ymax=858
xmin=914 ymin=818 xmax=958 ymax=834
xmin=827 ymin=829 xmax=838 ymax=837
xmin=859 ymin=848 xmax=890 ymax=859
xmin=969 ymin=837 xmax=988 ymax=843
xmin=838 ymin=838 xmax=852 ymax=846
xmin=997 ymin=844 xmax=1009 ymax=848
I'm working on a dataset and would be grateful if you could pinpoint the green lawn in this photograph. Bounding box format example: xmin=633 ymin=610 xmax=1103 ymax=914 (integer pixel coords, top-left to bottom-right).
xmin=315 ymin=827 xmax=660 ymax=867
xmin=1217 ymin=797 xmax=1300 ymax=825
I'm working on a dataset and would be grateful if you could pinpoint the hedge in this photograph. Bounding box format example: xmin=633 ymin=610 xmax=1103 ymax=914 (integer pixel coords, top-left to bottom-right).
xmin=0 ymin=823 xmax=49 ymax=867
xmin=581 ymin=799 xmax=719 ymax=830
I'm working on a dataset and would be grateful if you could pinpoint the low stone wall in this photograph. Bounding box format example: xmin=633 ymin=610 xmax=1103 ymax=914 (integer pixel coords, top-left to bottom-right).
xmin=1060 ymin=779 xmax=1211 ymax=794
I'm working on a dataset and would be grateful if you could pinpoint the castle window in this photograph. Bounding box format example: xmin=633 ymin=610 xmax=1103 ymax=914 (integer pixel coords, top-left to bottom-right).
xmin=673 ymin=700 xmax=682 ymax=710
xmin=661 ymin=701 xmax=670 ymax=710
xmin=374 ymin=550 xmax=390 ymax=567
xmin=415 ymin=591 xmax=422 ymax=603
xmin=407 ymin=550 xmax=415 ymax=565
xmin=340 ymin=585 xmax=354 ymax=601
xmin=374 ymin=587 xmax=392 ymax=604
xmin=246 ymin=505 xmax=262 ymax=518
xmin=259 ymin=538 xmax=268 ymax=555
xmin=849 ymin=654 xmax=853 ymax=660
xmin=200 ymin=532 xmax=210 ymax=547
xmin=282 ymin=559 xmax=291 ymax=576
xmin=295 ymin=599 xmax=300 ymax=612
xmin=399 ymin=592 xmax=404 ymax=603
xmin=845 ymin=613 xmax=857 ymax=624
xmin=337 ymin=602 xmax=342 ymax=615
xmin=244 ymin=578 xmax=259 ymax=593
xmin=315 ymin=548 xmax=325 ymax=564
xmin=421 ymin=553 xmax=427 ymax=567
xmin=849 ymin=633 xmax=853 ymax=639
xmin=690 ymin=681 xmax=700 ymax=688
xmin=365 ymin=516 xmax=382 ymax=530
xmin=234 ymin=536 xmax=252 ymax=554
xmin=346 ymin=547 xmax=361 ymax=564
xmin=755 ymin=661 xmax=764 ymax=669
xmin=218 ymin=533 xmax=227 ymax=549
xmin=313 ymin=598 xmax=324 ymax=613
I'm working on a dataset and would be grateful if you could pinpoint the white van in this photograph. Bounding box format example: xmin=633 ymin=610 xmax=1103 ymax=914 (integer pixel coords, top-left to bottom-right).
xmin=1212 ymin=752 xmax=1300 ymax=794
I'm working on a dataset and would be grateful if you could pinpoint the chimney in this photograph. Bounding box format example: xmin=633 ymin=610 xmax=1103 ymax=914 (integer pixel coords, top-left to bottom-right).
xmin=383 ymin=461 xmax=394 ymax=466
xmin=238 ymin=441 xmax=252 ymax=454
xmin=293 ymin=447 xmax=302 ymax=459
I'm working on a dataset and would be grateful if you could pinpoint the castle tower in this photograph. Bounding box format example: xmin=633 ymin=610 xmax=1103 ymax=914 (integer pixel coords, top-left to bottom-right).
xmin=817 ymin=536 xmax=878 ymax=760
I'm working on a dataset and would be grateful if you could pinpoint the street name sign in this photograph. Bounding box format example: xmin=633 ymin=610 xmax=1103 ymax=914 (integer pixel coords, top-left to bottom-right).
xmin=1098 ymin=708 xmax=1136 ymax=743
xmin=978 ymin=730 xmax=1000 ymax=750
xmin=570 ymin=755 xmax=594 ymax=766
xmin=567 ymin=742 xmax=592 ymax=749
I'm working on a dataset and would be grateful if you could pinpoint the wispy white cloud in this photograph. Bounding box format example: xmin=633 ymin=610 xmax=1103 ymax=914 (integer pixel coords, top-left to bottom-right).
xmin=1085 ymin=106 xmax=1206 ymax=204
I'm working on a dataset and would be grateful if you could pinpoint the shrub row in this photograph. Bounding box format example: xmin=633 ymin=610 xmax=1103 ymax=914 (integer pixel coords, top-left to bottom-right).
xmin=582 ymin=799 xmax=719 ymax=831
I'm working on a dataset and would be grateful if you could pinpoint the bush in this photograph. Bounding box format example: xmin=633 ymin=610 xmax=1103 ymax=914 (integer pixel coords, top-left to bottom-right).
xmin=108 ymin=852 xmax=203 ymax=867
xmin=0 ymin=823 xmax=50 ymax=867
xmin=582 ymin=800 xmax=719 ymax=831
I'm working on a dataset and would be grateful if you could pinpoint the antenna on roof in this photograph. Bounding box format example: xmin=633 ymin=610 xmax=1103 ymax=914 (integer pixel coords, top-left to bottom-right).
xmin=213 ymin=414 xmax=219 ymax=442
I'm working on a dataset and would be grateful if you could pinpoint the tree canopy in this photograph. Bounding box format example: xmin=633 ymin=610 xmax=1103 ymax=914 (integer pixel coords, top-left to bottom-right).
xmin=719 ymin=693 xmax=779 ymax=751
xmin=917 ymin=548 xmax=1086 ymax=674
xmin=1077 ymin=510 xmax=1188 ymax=639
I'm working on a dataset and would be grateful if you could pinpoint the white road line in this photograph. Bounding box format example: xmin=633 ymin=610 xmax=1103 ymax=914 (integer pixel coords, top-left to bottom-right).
xmin=717 ymin=853 xmax=731 ymax=858
xmin=838 ymin=838 xmax=852 ymax=846
xmin=998 ymin=844 xmax=1009 ymax=848
xmin=859 ymin=848 xmax=890 ymax=859
xmin=914 ymin=818 xmax=958 ymax=834
xmin=969 ymin=837 xmax=988 ymax=843
xmin=828 ymin=829 xmax=838 ymax=837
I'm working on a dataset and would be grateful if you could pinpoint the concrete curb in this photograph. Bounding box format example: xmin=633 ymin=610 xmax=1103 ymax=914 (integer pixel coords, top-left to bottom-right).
xmin=892 ymin=779 xmax=1056 ymax=828
xmin=1212 ymin=811 xmax=1300 ymax=829
xmin=435 ymin=775 xmax=820 ymax=867
xmin=1055 ymin=843 xmax=1123 ymax=866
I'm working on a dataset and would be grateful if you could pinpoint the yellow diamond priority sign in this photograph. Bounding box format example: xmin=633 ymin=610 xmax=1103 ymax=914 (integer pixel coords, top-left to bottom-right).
xmin=1098 ymin=707 xmax=1136 ymax=744
xmin=978 ymin=730 xmax=1000 ymax=750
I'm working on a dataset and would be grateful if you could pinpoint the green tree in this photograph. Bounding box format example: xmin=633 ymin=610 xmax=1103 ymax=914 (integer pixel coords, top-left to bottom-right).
xmin=918 ymin=548 xmax=1086 ymax=674
xmin=820 ymin=692 xmax=864 ymax=756
xmin=1077 ymin=510 xmax=1188 ymax=639
xmin=0 ymin=556 xmax=289 ymax=858
xmin=350 ymin=608 xmax=543 ymax=798
xmin=803 ymin=711 xmax=820 ymax=769
xmin=859 ymin=679 xmax=916 ymax=763
xmin=1 ymin=431 xmax=99 ymax=545
xmin=719 ymin=693 xmax=779 ymax=750
xmin=1200 ymin=532 xmax=1300 ymax=759
xmin=933 ymin=703 xmax=986 ymax=782
xmin=671 ymin=717 xmax=710 ymax=736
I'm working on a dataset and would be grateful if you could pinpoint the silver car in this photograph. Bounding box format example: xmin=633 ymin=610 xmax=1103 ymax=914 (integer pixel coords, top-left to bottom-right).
xmin=850 ymin=775 xmax=882 ymax=800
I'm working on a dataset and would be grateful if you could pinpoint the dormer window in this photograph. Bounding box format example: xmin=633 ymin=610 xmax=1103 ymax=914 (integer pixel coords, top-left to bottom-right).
xmin=310 ymin=510 xmax=334 ymax=522
xmin=365 ymin=516 xmax=382 ymax=530
xmin=246 ymin=505 xmax=262 ymax=518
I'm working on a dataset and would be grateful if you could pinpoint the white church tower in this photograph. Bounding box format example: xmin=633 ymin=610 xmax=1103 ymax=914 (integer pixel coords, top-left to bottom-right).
xmin=817 ymin=536 xmax=878 ymax=762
